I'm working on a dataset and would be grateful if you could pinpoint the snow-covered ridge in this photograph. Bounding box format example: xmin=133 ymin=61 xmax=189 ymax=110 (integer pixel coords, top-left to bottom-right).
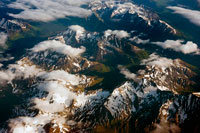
xmin=139 ymin=54 xmax=198 ymax=93
xmin=0 ymin=13 xmax=199 ymax=132
xmin=89 ymin=0 xmax=176 ymax=34
xmin=104 ymin=82 xmax=136 ymax=118
xmin=6 ymin=63 xmax=109 ymax=132
xmin=0 ymin=18 xmax=27 ymax=31
xmin=90 ymin=1 xmax=157 ymax=23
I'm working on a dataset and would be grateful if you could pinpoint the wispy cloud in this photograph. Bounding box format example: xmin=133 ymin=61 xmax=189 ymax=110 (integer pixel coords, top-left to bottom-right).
xmin=118 ymin=65 xmax=139 ymax=82
xmin=167 ymin=6 xmax=200 ymax=26
xmin=69 ymin=25 xmax=86 ymax=41
xmin=31 ymin=40 xmax=86 ymax=57
xmin=130 ymin=36 xmax=150 ymax=44
xmin=39 ymin=70 xmax=82 ymax=86
xmin=0 ymin=54 xmax=14 ymax=62
xmin=8 ymin=68 xmax=110 ymax=132
xmin=130 ymin=36 xmax=199 ymax=54
xmin=104 ymin=30 xmax=130 ymax=39
xmin=8 ymin=0 xmax=92 ymax=22
xmin=152 ymin=40 xmax=200 ymax=54
xmin=0 ymin=60 xmax=43 ymax=84
xmin=141 ymin=53 xmax=174 ymax=68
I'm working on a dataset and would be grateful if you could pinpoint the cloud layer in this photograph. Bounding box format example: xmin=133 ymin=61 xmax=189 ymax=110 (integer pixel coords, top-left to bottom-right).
xmin=8 ymin=0 xmax=92 ymax=22
xmin=118 ymin=65 xmax=137 ymax=80
xmin=130 ymin=36 xmax=150 ymax=44
xmin=31 ymin=40 xmax=86 ymax=57
xmin=152 ymin=40 xmax=200 ymax=54
xmin=104 ymin=30 xmax=130 ymax=39
xmin=167 ymin=6 xmax=200 ymax=26
xmin=69 ymin=25 xmax=86 ymax=41
xmin=8 ymin=68 xmax=110 ymax=132
xmin=39 ymin=70 xmax=82 ymax=86
xmin=0 ymin=60 xmax=43 ymax=84
xmin=141 ymin=53 xmax=174 ymax=69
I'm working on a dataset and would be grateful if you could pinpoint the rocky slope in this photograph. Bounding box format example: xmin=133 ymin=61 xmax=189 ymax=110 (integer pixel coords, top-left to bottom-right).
xmin=0 ymin=18 xmax=28 ymax=33
xmin=0 ymin=1 xmax=199 ymax=133
xmin=0 ymin=29 xmax=198 ymax=132
xmin=88 ymin=1 xmax=176 ymax=37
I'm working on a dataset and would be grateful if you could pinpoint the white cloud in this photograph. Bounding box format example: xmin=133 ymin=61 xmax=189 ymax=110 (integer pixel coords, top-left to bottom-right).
xmin=141 ymin=53 xmax=174 ymax=68
xmin=130 ymin=36 xmax=150 ymax=44
xmin=0 ymin=60 xmax=43 ymax=84
xmin=8 ymin=0 xmax=92 ymax=22
xmin=104 ymin=30 xmax=130 ymax=39
xmin=118 ymin=65 xmax=136 ymax=79
xmin=8 ymin=114 xmax=59 ymax=133
xmin=31 ymin=40 xmax=86 ymax=57
xmin=8 ymin=60 xmax=43 ymax=78
xmin=7 ymin=65 xmax=109 ymax=131
xmin=31 ymin=70 xmax=109 ymax=113
xmin=152 ymin=40 xmax=200 ymax=54
xmin=69 ymin=25 xmax=86 ymax=41
xmin=39 ymin=70 xmax=81 ymax=86
xmin=118 ymin=65 xmax=139 ymax=82
xmin=32 ymin=79 xmax=109 ymax=113
xmin=0 ymin=70 xmax=15 ymax=84
xmin=0 ymin=32 xmax=8 ymax=50
xmin=33 ymin=81 xmax=76 ymax=113
xmin=7 ymin=68 xmax=109 ymax=131
xmin=69 ymin=25 xmax=85 ymax=33
xmin=8 ymin=88 xmax=109 ymax=132
xmin=167 ymin=6 xmax=200 ymax=26
xmin=31 ymin=70 xmax=87 ymax=113
xmin=0 ymin=54 xmax=14 ymax=62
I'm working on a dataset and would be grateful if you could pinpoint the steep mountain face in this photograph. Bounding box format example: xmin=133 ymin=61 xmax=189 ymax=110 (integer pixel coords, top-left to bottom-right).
xmin=0 ymin=18 xmax=28 ymax=33
xmin=139 ymin=54 xmax=200 ymax=93
xmin=0 ymin=1 xmax=199 ymax=133
xmin=57 ymin=25 xmax=149 ymax=66
xmin=25 ymin=51 xmax=98 ymax=73
xmin=88 ymin=1 xmax=176 ymax=38
xmin=70 ymin=54 xmax=200 ymax=132
xmin=0 ymin=17 xmax=31 ymax=53
xmin=0 ymin=31 xmax=199 ymax=132
xmin=155 ymin=94 xmax=200 ymax=133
